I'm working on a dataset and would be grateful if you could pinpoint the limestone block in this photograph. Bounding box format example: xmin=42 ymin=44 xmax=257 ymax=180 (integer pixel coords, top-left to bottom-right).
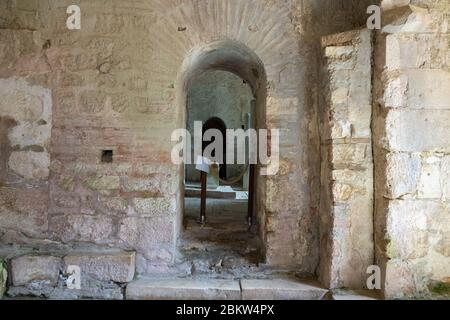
xmin=385 ymin=34 xmax=449 ymax=70
xmin=386 ymin=200 xmax=430 ymax=259
xmin=63 ymin=53 xmax=97 ymax=72
xmin=382 ymin=71 xmax=408 ymax=108
xmin=325 ymin=46 xmax=356 ymax=70
xmin=53 ymin=193 xmax=80 ymax=209
xmin=50 ymin=214 xmax=114 ymax=243
xmin=418 ymin=156 xmax=442 ymax=199
xmin=442 ymin=156 xmax=450 ymax=199
xmin=79 ymin=90 xmax=107 ymax=114
xmin=241 ymin=279 xmax=328 ymax=300
xmin=122 ymin=177 xmax=160 ymax=193
xmin=348 ymin=71 xmax=371 ymax=107
xmin=84 ymin=175 xmax=120 ymax=191
xmin=434 ymin=236 xmax=450 ymax=257
xmin=385 ymin=152 xmax=421 ymax=199
xmin=381 ymin=0 xmax=412 ymax=12
xmin=0 ymin=187 xmax=48 ymax=237
xmin=0 ymin=89 xmax=43 ymax=122
xmin=64 ymin=251 xmax=135 ymax=283
xmin=11 ymin=255 xmax=61 ymax=286
xmin=330 ymin=87 xmax=348 ymax=105
xmin=382 ymin=6 xmax=444 ymax=34
xmin=126 ymin=278 xmax=241 ymax=300
xmin=330 ymin=143 xmax=369 ymax=167
xmin=8 ymin=122 xmax=51 ymax=149
xmin=331 ymin=120 xmax=352 ymax=139
xmin=133 ymin=197 xmax=176 ymax=216
xmin=349 ymin=106 xmax=372 ymax=138
xmin=384 ymin=259 xmax=417 ymax=299
xmin=331 ymin=182 xmax=363 ymax=202
xmin=118 ymin=217 xmax=174 ymax=251
xmin=406 ymin=70 xmax=450 ymax=109
xmin=8 ymin=151 xmax=50 ymax=180
xmin=384 ymin=109 xmax=450 ymax=152
xmin=98 ymin=196 xmax=128 ymax=213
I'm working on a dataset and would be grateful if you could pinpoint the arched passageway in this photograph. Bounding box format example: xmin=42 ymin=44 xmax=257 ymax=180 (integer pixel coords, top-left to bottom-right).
xmin=176 ymin=41 xmax=267 ymax=275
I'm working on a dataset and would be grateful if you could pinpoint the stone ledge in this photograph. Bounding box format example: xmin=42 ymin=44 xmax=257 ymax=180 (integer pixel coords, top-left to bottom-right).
xmin=126 ymin=278 xmax=329 ymax=300
xmin=240 ymin=279 xmax=329 ymax=300
xmin=64 ymin=251 xmax=136 ymax=283
xmin=331 ymin=289 xmax=382 ymax=300
xmin=126 ymin=278 xmax=241 ymax=300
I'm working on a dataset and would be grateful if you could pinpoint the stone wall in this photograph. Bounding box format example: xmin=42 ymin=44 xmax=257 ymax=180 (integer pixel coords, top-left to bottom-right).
xmin=0 ymin=0 xmax=390 ymax=296
xmin=0 ymin=0 xmax=327 ymax=275
xmin=373 ymin=1 xmax=450 ymax=299
xmin=319 ymin=29 xmax=374 ymax=289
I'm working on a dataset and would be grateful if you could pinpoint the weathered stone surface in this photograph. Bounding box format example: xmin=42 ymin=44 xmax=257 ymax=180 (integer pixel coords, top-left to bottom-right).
xmin=11 ymin=255 xmax=61 ymax=286
xmin=384 ymin=70 xmax=450 ymax=108
xmin=84 ymin=175 xmax=120 ymax=191
xmin=386 ymin=200 xmax=429 ymax=260
xmin=384 ymin=110 xmax=450 ymax=152
xmin=331 ymin=289 xmax=381 ymax=300
xmin=133 ymin=197 xmax=176 ymax=216
xmin=126 ymin=278 xmax=241 ymax=300
xmin=0 ymin=259 xmax=6 ymax=298
xmin=8 ymin=151 xmax=50 ymax=180
xmin=50 ymin=214 xmax=114 ymax=244
xmin=241 ymin=279 xmax=328 ymax=300
xmin=0 ymin=187 xmax=49 ymax=237
xmin=64 ymin=251 xmax=135 ymax=283
xmin=7 ymin=281 xmax=124 ymax=300
xmin=330 ymin=143 xmax=369 ymax=167
xmin=320 ymin=28 xmax=374 ymax=290
xmin=384 ymin=259 xmax=418 ymax=299
xmin=442 ymin=156 xmax=450 ymax=199
xmin=385 ymin=153 xmax=421 ymax=199
xmin=118 ymin=217 xmax=174 ymax=251
xmin=418 ymin=156 xmax=442 ymax=199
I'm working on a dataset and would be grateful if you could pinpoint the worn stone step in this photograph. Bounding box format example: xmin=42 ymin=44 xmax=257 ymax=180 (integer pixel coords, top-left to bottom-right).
xmin=126 ymin=278 xmax=241 ymax=300
xmin=240 ymin=279 xmax=329 ymax=300
xmin=331 ymin=289 xmax=381 ymax=300
xmin=126 ymin=277 xmax=329 ymax=300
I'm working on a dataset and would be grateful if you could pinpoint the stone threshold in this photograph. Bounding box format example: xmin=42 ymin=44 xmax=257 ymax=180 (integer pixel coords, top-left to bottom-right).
xmin=126 ymin=277 xmax=330 ymax=300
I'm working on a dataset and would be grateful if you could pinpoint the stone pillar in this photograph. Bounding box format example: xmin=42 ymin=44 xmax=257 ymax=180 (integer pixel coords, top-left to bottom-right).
xmin=373 ymin=1 xmax=450 ymax=299
xmin=319 ymin=29 xmax=374 ymax=289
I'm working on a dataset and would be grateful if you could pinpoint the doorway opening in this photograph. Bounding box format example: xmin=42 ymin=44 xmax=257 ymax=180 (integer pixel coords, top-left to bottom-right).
xmin=181 ymin=70 xmax=260 ymax=275
xmin=175 ymin=40 xmax=267 ymax=277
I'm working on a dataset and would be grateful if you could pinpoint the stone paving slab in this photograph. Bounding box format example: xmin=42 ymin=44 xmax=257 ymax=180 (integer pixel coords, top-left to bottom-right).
xmin=126 ymin=278 xmax=241 ymax=300
xmin=331 ymin=289 xmax=381 ymax=300
xmin=240 ymin=279 xmax=329 ymax=300
xmin=127 ymin=277 xmax=329 ymax=300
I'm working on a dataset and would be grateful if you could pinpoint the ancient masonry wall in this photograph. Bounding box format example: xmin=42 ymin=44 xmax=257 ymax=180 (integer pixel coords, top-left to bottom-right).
xmin=4 ymin=0 xmax=448 ymax=300
xmin=319 ymin=29 xmax=374 ymax=289
xmin=373 ymin=2 xmax=450 ymax=298
xmin=0 ymin=0 xmax=334 ymax=283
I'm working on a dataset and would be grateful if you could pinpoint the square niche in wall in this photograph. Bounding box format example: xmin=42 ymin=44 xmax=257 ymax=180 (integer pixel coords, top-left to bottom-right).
xmin=101 ymin=150 xmax=113 ymax=163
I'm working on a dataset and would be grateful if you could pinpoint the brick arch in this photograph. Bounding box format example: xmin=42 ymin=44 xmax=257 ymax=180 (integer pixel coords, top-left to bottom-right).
xmin=145 ymin=0 xmax=317 ymax=270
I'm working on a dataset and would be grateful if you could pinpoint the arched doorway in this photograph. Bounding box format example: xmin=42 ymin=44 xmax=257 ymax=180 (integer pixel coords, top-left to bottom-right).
xmin=175 ymin=40 xmax=267 ymax=274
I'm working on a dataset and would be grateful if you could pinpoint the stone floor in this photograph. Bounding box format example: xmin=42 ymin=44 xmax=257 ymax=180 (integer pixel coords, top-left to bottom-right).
xmin=126 ymin=277 xmax=330 ymax=300
xmin=178 ymin=197 xmax=262 ymax=278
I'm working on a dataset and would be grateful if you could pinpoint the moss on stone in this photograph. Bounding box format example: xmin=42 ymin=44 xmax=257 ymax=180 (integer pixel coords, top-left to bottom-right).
xmin=0 ymin=259 xmax=7 ymax=299
xmin=430 ymin=282 xmax=450 ymax=296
